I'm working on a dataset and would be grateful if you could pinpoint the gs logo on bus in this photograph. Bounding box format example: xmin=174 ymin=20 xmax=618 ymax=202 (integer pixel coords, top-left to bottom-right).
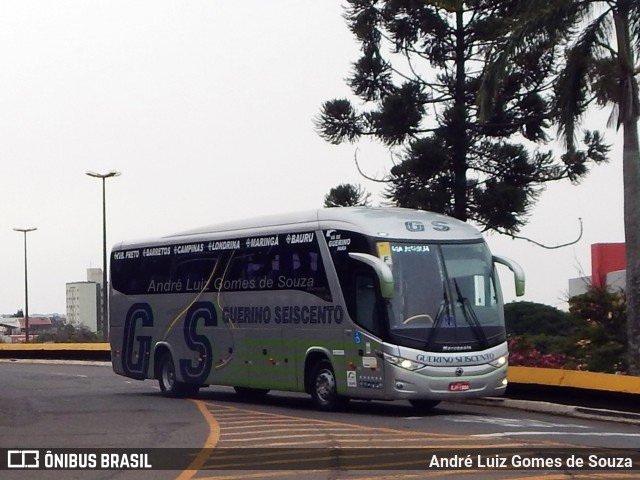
xmin=405 ymin=221 xmax=425 ymax=232
xmin=405 ymin=220 xmax=450 ymax=232
xmin=121 ymin=301 xmax=216 ymax=383
xmin=179 ymin=302 xmax=216 ymax=384
xmin=122 ymin=303 xmax=153 ymax=379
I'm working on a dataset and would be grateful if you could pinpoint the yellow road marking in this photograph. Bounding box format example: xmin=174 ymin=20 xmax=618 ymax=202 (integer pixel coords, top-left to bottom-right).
xmin=204 ymin=402 xmax=483 ymax=439
xmin=183 ymin=400 xmax=622 ymax=479
xmin=177 ymin=399 xmax=221 ymax=480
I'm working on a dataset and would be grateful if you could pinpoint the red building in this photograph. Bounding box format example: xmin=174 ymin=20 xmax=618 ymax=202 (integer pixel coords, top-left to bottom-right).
xmin=0 ymin=317 xmax=54 ymax=343
xmin=569 ymin=243 xmax=626 ymax=296
xmin=591 ymin=243 xmax=626 ymax=288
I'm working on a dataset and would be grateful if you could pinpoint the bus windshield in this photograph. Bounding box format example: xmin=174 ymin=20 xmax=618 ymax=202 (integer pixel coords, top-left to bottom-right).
xmin=385 ymin=241 xmax=505 ymax=350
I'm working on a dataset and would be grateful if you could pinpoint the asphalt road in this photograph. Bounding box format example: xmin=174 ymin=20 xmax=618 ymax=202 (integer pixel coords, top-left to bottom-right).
xmin=1 ymin=360 xmax=639 ymax=479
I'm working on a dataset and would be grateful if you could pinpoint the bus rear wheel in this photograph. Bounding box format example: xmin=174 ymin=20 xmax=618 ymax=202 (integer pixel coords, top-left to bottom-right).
xmin=310 ymin=360 xmax=348 ymax=411
xmin=157 ymin=352 xmax=199 ymax=398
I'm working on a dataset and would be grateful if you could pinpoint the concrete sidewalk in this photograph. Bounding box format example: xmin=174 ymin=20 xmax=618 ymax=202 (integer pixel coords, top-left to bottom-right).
xmin=465 ymin=396 xmax=640 ymax=425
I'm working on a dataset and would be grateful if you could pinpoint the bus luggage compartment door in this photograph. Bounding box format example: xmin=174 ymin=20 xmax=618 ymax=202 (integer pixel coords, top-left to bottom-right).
xmin=244 ymin=327 xmax=297 ymax=391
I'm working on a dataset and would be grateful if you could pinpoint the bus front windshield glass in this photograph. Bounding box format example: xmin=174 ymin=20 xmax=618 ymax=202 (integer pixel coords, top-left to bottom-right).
xmin=386 ymin=242 xmax=505 ymax=349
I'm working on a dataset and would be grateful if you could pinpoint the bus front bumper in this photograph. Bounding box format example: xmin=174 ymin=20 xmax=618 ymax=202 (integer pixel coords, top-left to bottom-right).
xmin=386 ymin=363 xmax=508 ymax=400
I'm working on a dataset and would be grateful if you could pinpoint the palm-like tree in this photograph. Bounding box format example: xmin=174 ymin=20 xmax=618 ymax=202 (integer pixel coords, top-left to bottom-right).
xmin=481 ymin=0 xmax=639 ymax=373
xmin=324 ymin=183 xmax=371 ymax=208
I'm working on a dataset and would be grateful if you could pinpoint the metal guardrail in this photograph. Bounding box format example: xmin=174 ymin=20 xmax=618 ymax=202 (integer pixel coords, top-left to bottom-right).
xmin=1 ymin=343 xmax=640 ymax=396
xmin=508 ymin=365 xmax=640 ymax=395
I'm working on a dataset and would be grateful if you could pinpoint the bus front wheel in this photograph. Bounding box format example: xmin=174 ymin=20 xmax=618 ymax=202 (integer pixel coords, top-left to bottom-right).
xmin=310 ymin=360 xmax=347 ymax=411
xmin=157 ymin=352 xmax=199 ymax=398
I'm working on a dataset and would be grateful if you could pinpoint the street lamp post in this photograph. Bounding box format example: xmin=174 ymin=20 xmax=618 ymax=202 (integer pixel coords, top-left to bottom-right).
xmin=13 ymin=227 xmax=37 ymax=343
xmin=86 ymin=170 xmax=121 ymax=341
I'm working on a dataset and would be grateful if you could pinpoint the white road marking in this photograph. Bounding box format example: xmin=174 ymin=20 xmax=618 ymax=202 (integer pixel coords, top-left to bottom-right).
xmin=474 ymin=431 xmax=640 ymax=437
xmin=50 ymin=372 xmax=88 ymax=378
xmin=439 ymin=415 xmax=590 ymax=429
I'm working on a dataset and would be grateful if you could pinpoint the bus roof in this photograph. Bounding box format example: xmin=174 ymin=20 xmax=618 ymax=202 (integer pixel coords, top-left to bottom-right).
xmin=115 ymin=207 xmax=483 ymax=250
xmin=169 ymin=207 xmax=482 ymax=241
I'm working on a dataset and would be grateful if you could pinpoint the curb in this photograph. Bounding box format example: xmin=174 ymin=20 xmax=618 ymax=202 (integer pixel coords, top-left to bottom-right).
xmin=464 ymin=397 xmax=640 ymax=425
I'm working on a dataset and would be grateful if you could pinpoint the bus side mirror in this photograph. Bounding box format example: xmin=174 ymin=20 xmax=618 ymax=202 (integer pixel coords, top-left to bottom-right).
xmin=348 ymin=252 xmax=394 ymax=299
xmin=493 ymin=255 xmax=525 ymax=297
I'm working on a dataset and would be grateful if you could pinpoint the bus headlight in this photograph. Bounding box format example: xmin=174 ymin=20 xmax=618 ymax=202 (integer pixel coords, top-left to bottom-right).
xmin=383 ymin=353 xmax=425 ymax=371
xmin=489 ymin=355 xmax=507 ymax=367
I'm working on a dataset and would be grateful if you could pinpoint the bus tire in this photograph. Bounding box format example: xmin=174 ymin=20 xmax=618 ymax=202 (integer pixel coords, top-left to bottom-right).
xmin=409 ymin=399 xmax=441 ymax=412
xmin=157 ymin=352 xmax=199 ymax=398
xmin=234 ymin=386 xmax=270 ymax=397
xmin=310 ymin=360 xmax=347 ymax=411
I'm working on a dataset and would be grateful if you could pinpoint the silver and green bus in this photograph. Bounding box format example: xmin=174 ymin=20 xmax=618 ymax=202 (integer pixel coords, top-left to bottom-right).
xmin=109 ymin=207 xmax=524 ymax=411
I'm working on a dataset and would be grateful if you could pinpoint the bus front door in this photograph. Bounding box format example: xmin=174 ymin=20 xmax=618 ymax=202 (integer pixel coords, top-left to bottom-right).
xmin=342 ymin=270 xmax=386 ymax=399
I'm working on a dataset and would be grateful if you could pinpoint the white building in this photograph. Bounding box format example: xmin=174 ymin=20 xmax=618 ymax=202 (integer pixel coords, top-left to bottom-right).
xmin=87 ymin=267 xmax=103 ymax=286
xmin=66 ymin=268 xmax=102 ymax=332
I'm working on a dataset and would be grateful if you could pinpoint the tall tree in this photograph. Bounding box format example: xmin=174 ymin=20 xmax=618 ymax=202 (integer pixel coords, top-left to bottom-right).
xmin=569 ymin=285 xmax=628 ymax=373
xmin=315 ymin=0 xmax=607 ymax=235
xmin=324 ymin=183 xmax=372 ymax=207
xmin=480 ymin=0 xmax=640 ymax=373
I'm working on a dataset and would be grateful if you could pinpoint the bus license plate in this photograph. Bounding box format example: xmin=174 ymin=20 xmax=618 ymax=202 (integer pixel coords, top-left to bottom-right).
xmin=449 ymin=381 xmax=470 ymax=391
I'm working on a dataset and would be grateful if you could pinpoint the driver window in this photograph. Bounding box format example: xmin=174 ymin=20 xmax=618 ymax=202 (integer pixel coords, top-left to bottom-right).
xmin=353 ymin=272 xmax=382 ymax=336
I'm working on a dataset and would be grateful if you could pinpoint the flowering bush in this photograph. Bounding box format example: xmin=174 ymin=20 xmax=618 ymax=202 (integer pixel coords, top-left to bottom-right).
xmin=505 ymin=285 xmax=628 ymax=373
xmin=508 ymin=337 xmax=570 ymax=369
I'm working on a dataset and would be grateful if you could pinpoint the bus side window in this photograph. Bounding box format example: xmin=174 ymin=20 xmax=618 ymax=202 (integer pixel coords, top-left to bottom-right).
xmin=293 ymin=251 xmax=318 ymax=279
xmin=246 ymin=252 xmax=269 ymax=279
xmin=172 ymin=256 xmax=218 ymax=286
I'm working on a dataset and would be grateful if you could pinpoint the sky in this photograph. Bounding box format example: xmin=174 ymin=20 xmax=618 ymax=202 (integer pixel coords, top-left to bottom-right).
xmin=0 ymin=1 xmax=626 ymax=316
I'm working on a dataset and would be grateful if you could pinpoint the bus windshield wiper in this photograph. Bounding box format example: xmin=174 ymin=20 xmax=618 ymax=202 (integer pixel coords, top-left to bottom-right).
xmin=453 ymin=279 xmax=487 ymax=347
xmin=424 ymin=282 xmax=450 ymax=350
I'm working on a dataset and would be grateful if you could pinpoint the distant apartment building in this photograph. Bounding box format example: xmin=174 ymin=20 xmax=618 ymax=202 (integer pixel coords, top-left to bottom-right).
xmin=66 ymin=268 xmax=103 ymax=332
xmin=87 ymin=267 xmax=103 ymax=285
